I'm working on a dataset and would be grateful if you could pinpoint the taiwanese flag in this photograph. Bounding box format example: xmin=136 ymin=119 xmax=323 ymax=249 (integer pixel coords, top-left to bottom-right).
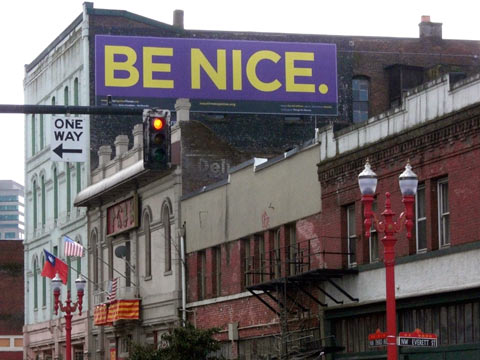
xmin=41 ymin=249 xmax=68 ymax=284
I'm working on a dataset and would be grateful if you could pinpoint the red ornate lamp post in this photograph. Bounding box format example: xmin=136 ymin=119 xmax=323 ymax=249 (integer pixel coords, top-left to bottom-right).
xmin=52 ymin=274 xmax=87 ymax=360
xmin=358 ymin=160 xmax=418 ymax=360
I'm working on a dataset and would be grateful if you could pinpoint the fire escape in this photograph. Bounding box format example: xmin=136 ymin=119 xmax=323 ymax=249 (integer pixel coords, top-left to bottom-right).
xmin=245 ymin=237 xmax=358 ymax=359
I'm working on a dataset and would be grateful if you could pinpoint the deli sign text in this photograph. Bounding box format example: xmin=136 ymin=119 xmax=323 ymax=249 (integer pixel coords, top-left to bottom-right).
xmin=95 ymin=35 xmax=337 ymax=115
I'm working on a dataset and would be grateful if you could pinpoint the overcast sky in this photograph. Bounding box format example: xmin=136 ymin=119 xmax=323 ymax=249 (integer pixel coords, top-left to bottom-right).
xmin=1 ymin=0 xmax=480 ymax=185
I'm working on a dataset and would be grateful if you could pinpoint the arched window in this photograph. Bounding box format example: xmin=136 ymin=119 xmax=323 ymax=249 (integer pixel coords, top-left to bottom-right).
xmin=33 ymin=257 xmax=38 ymax=310
xmin=74 ymin=78 xmax=79 ymax=106
xmin=162 ymin=202 xmax=172 ymax=272
xmin=66 ymin=163 xmax=71 ymax=213
xmin=33 ymin=180 xmax=37 ymax=231
xmin=40 ymin=114 xmax=44 ymax=149
xmin=64 ymin=86 xmax=69 ymax=106
xmin=31 ymin=115 xmax=36 ymax=156
xmin=91 ymin=230 xmax=99 ymax=289
xmin=41 ymin=253 xmax=46 ymax=307
xmin=144 ymin=211 xmax=152 ymax=277
xmin=41 ymin=175 xmax=46 ymax=227
xmin=76 ymin=163 xmax=81 ymax=194
xmin=51 ymin=96 xmax=56 ymax=106
xmin=53 ymin=168 xmax=58 ymax=221
xmin=75 ymin=236 xmax=82 ymax=278
xmin=352 ymin=76 xmax=370 ymax=123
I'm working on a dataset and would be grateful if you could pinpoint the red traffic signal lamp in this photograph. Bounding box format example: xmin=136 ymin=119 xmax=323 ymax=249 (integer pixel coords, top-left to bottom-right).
xmin=143 ymin=109 xmax=171 ymax=170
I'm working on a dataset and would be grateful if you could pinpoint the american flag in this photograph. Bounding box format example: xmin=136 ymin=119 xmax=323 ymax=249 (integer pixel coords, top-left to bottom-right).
xmin=107 ymin=278 xmax=118 ymax=303
xmin=64 ymin=236 xmax=84 ymax=257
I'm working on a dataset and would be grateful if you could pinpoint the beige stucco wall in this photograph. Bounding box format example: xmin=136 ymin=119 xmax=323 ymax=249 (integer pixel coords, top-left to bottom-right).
xmin=183 ymin=143 xmax=321 ymax=253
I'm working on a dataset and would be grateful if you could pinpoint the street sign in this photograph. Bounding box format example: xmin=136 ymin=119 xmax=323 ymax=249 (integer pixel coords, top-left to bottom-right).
xmin=397 ymin=329 xmax=438 ymax=348
xmin=368 ymin=329 xmax=387 ymax=347
xmin=51 ymin=116 xmax=87 ymax=162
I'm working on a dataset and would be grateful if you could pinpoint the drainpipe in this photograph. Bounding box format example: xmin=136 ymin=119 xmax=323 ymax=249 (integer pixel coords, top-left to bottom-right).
xmin=180 ymin=223 xmax=186 ymax=324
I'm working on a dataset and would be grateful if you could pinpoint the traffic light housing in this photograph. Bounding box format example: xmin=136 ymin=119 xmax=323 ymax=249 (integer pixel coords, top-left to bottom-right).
xmin=143 ymin=109 xmax=171 ymax=170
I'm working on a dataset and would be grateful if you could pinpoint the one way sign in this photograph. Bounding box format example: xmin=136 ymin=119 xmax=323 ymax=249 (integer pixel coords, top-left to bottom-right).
xmin=51 ymin=116 xmax=87 ymax=162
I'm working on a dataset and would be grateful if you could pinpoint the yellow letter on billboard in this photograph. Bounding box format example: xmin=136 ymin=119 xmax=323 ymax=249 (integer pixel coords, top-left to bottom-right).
xmin=285 ymin=52 xmax=315 ymax=93
xmin=246 ymin=51 xmax=281 ymax=92
xmin=143 ymin=47 xmax=174 ymax=89
xmin=104 ymin=46 xmax=139 ymax=87
xmin=191 ymin=49 xmax=227 ymax=90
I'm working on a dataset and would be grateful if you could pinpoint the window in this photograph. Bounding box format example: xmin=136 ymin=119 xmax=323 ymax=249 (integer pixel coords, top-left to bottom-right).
xmin=33 ymin=180 xmax=37 ymax=230
xmin=33 ymin=258 xmax=38 ymax=310
xmin=41 ymin=175 xmax=46 ymax=227
xmin=286 ymin=224 xmax=297 ymax=275
xmin=162 ymin=203 xmax=172 ymax=272
xmin=416 ymin=184 xmax=427 ymax=252
xmin=273 ymin=229 xmax=281 ymax=278
xmin=144 ymin=212 xmax=152 ymax=278
xmin=74 ymin=78 xmax=79 ymax=106
xmin=0 ymin=215 xmax=19 ymax=221
xmin=76 ymin=237 xmax=82 ymax=280
xmin=0 ymin=195 xmax=18 ymax=202
xmin=198 ymin=250 xmax=206 ymax=300
xmin=0 ymin=205 xmax=18 ymax=211
xmin=64 ymin=86 xmax=69 ymax=106
xmin=244 ymin=238 xmax=252 ymax=287
xmin=76 ymin=163 xmax=81 ymax=194
xmin=352 ymin=77 xmax=369 ymax=123
xmin=5 ymin=232 xmax=16 ymax=239
xmin=41 ymin=254 xmax=46 ymax=307
xmin=53 ymin=168 xmax=58 ymax=221
xmin=91 ymin=231 xmax=99 ymax=288
xmin=347 ymin=204 xmax=357 ymax=266
xmin=31 ymin=115 xmax=36 ymax=156
xmin=369 ymin=201 xmax=379 ymax=262
xmin=66 ymin=163 xmax=71 ymax=213
xmin=438 ymin=178 xmax=449 ymax=247
xmin=40 ymin=114 xmax=44 ymax=149
xmin=257 ymin=234 xmax=265 ymax=283
xmin=214 ymin=246 xmax=221 ymax=297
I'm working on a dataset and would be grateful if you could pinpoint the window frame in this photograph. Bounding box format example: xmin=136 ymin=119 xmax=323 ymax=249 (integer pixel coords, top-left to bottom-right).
xmin=347 ymin=204 xmax=357 ymax=267
xmin=369 ymin=201 xmax=379 ymax=263
xmin=416 ymin=183 xmax=427 ymax=252
xmin=352 ymin=76 xmax=370 ymax=123
xmin=438 ymin=178 xmax=450 ymax=247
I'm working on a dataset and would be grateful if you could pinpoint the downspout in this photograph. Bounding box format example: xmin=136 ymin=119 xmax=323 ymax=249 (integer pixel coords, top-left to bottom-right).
xmin=180 ymin=222 xmax=186 ymax=324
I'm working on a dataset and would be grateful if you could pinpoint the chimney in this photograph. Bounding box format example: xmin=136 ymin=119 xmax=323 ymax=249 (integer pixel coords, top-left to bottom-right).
xmin=173 ymin=9 xmax=184 ymax=29
xmin=98 ymin=145 xmax=112 ymax=167
xmin=114 ymin=135 xmax=129 ymax=158
xmin=419 ymin=15 xmax=442 ymax=40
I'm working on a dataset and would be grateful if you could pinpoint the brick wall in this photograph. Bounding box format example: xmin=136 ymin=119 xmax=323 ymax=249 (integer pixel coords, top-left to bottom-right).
xmin=0 ymin=241 xmax=24 ymax=336
xmin=318 ymin=102 xmax=480 ymax=265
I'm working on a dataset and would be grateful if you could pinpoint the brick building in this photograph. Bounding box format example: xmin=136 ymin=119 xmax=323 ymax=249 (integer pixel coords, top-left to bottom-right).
xmin=0 ymin=241 xmax=23 ymax=359
xmin=23 ymin=2 xmax=480 ymax=359
xmin=182 ymin=73 xmax=480 ymax=359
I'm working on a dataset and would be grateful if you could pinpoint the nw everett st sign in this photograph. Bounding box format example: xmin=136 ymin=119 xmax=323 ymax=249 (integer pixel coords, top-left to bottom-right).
xmin=51 ymin=116 xmax=87 ymax=162
xmin=95 ymin=35 xmax=338 ymax=115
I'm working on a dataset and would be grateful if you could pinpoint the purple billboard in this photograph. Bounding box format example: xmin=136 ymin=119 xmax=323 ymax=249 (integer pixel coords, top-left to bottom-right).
xmin=95 ymin=35 xmax=337 ymax=115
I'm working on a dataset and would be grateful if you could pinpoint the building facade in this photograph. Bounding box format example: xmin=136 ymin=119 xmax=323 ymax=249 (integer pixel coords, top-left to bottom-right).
xmin=0 ymin=180 xmax=24 ymax=241
xmin=182 ymin=73 xmax=480 ymax=359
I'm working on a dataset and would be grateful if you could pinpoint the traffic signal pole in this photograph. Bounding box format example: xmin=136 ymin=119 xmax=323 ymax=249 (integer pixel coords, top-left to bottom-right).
xmin=0 ymin=104 xmax=145 ymax=115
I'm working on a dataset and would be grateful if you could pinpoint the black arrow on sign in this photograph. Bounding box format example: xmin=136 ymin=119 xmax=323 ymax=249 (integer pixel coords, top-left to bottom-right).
xmin=53 ymin=143 xmax=82 ymax=159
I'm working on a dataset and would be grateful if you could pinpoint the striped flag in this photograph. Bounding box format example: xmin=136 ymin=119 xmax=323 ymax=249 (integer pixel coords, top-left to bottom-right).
xmin=64 ymin=236 xmax=84 ymax=257
xmin=107 ymin=278 xmax=118 ymax=303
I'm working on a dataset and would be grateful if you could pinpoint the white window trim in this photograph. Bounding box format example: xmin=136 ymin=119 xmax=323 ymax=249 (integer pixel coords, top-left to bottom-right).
xmin=416 ymin=184 xmax=427 ymax=253
xmin=437 ymin=178 xmax=450 ymax=248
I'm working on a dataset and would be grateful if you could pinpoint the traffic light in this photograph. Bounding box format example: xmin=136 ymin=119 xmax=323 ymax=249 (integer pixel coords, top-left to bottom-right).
xmin=143 ymin=109 xmax=171 ymax=170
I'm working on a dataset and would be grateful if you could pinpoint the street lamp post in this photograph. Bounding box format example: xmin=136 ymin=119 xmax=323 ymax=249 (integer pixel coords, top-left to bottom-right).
xmin=358 ymin=161 xmax=418 ymax=360
xmin=52 ymin=274 xmax=87 ymax=360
